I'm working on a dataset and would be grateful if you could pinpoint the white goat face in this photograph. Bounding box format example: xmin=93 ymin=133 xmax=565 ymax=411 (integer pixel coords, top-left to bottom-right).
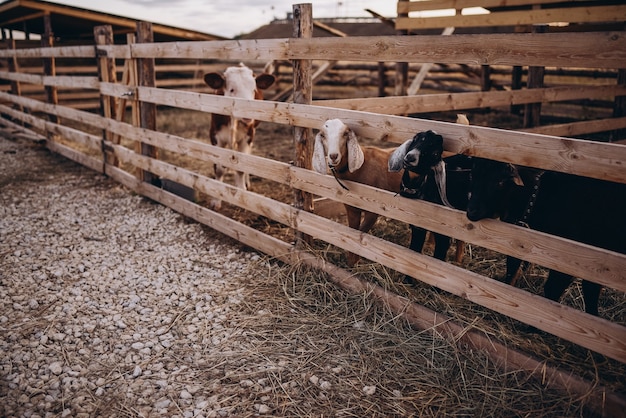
xmin=320 ymin=119 xmax=348 ymax=167
xmin=313 ymin=119 xmax=364 ymax=174
xmin=222 ymin=66 xmax=257 ymax=100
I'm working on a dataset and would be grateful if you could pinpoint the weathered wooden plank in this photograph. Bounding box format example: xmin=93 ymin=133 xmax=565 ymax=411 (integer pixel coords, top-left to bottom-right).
xmin=128 ymin=38 xmax=289 ymax=61
xmin=285 ymin=32 xmax=626 ymax=69
xmin=398 ymin=0 xmax=587 ymax=13
xmin=46 ymin=140 xmax=103 ymax=173
xmin=523 ymin=117 xmax=626 ymax=137
xmin=396 ymin=6 xmax=626 ymax=30
xmin=0 ymin=103 xmax=101 ymax=153
xmin=94 ymin=33 xmax=626 ymax=69
xmin=0 ymin=45 xmax=95 ymax=59
xmin=0 ymin=70 xmax=100 ymax=89
xmin=314 ymin=84 xmax=626 ymax=115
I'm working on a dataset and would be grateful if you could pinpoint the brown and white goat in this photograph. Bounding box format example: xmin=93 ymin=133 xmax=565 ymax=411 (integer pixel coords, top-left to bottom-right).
xmin=203 ymin=63 xmax=275 ymax=209
xmin=312 ymin=118 xmax=403 ymax=266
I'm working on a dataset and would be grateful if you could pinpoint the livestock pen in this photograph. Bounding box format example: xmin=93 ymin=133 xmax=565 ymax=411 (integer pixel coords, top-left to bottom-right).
xmin=1 ymin=2 xmax=625 ymax=416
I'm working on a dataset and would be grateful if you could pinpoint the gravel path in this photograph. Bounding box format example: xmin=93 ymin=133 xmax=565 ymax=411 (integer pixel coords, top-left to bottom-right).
xmin=0 ymin=137 xmax=268 ymax=417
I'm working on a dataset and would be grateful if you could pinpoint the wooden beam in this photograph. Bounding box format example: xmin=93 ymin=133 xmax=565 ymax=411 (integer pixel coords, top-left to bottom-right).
xmin=396 ymin=5 xmax=626 ymax=30
xmin=314 ymin=84 xmax=626 ymax=116
xmin=292 ymin=3 xmax=314 ymax=246
xmin=398 ymin=0 xmax=608 ymax=14
xmin=135 ymin=21 xmax=158 ymax=184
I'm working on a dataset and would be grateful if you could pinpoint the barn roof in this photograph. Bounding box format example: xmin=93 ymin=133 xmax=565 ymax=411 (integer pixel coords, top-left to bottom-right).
xmin=0 ymin=0 xmax=227 ymax=43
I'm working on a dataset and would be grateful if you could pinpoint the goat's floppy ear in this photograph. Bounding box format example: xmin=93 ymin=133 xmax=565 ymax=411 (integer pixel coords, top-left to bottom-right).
xmin=346 ymin=128 xmax=364 ymax=172
xmin=312 ymin=133 xmax=328 ymax=174
xmin=388 ymin=139 xmax=412 ymax=172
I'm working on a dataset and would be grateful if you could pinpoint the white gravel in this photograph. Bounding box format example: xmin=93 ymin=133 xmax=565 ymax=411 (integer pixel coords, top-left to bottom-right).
xmin=0 ymin=137 xmax=267 ymax=417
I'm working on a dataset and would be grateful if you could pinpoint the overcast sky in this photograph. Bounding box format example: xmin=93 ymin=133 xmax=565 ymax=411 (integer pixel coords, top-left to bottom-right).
xmin=50 ymin=1 xmax=401 ymax=38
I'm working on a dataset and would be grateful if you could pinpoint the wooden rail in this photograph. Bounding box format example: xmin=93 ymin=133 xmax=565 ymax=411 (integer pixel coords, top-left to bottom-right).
xmin=1 ymin=4 xmax=625 ymax=386
xmin=396 ymin=0 xmax=626 ymax=30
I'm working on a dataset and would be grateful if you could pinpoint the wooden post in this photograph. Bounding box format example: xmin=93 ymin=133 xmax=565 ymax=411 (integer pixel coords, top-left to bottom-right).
xmin=94 ymin=25 xmax=118 ymax=167
xmin=292 ymin=3 xmax=314 ymax=246
xmin=480 ymin=65 xmax=491 ymax=92
xmin=377 ymin=62 xmax=386 ymax=97
xmin=395 ymin=0 xmax=409 ymax=97
xmin=612 ymin=68 xmax=626 ymax=141
xmin=510 ymin=65 xmax=523 ymax=115
xmin=524 ymin=25 xmax=546 ymax=128
xmin=41 ymin=13 xmax=58 ymax=124
xmin=7 ymin=33 xmax=23 ymax=117
xmin=136 ymin=21 xmax=159 ymax=185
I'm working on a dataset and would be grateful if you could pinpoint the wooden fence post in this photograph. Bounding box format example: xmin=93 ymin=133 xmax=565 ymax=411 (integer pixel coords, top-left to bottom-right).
xmin=395 ymin=0 xmax=409 ymax=97
xmin=612 ymin=69 xmax=626 ymax=141
xmin=524 ymin=25 xmax=547 ymax=128
xmin=510 ymin=65 xmax=523 ymax=115
xmin=6 ymin=33 xmax=23 ymax=118
xmin=41 ymin=13 xmax=58 ymax=125
xmin=136 ymin=21 xmax=159 ymax=185
xmin=292 ymin=3 xmax=314 ymax=246
xmin=94 ymin=25 xmax=117 ymax=167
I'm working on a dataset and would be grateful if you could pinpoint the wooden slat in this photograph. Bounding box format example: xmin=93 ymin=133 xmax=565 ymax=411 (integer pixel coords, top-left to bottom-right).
xmin=0 ymin=70 xmax=99 ymax=88
xmin=398 ymin=0 xmax=589 ymax=13
xmin=396 ymin=6 xmax=626 ymax=30
xmin=522 ymin=116 xmax=626 ymax=137
xmin=0 ymin=45 xmax=95 ymax=58
xmin=95 ymin=32 xmax=626 ymax=69
xmin=285 ymin=32 xmax=626 ymax=69
xmin=314 ymin=84 xmax=626 ymax=115
xmin=2 ymin=32 xmax=624 ymax=69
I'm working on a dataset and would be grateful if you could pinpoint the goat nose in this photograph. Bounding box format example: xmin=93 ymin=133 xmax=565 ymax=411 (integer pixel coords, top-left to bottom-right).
xmin=404 ymin=154 xmax=416 ymax=165
xmin=329 ymin=153 xmax=339 ymax=162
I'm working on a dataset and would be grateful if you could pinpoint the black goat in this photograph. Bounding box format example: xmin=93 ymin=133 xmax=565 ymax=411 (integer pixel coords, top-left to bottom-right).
xmin=388 ymin=130 xmax=471 ymax=262
xmin=466 ymin=158 xmax=626 ymax=315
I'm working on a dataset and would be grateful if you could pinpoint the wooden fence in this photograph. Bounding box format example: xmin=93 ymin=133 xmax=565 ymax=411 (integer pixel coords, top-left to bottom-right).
xmin=0 ymin=3 xmax=625 ymax=412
